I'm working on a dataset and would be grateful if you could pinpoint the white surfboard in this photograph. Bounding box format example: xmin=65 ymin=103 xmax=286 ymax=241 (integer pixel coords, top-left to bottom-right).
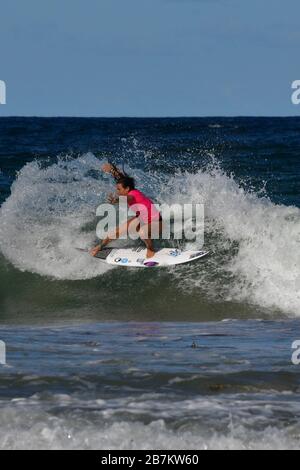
xmin=94 ymin=246 xmax=209 ymax=268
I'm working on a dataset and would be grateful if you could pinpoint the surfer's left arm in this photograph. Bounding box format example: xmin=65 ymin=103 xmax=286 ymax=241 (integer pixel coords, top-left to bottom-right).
xmin=107 ymin=193 xmax=119 ymax=204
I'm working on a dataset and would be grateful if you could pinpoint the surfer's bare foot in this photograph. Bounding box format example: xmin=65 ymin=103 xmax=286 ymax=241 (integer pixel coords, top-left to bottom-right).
xmin=90 ymin=245 xmax=101 ymax=257
xmin=146 ymin=249 xmax=156 ymax=258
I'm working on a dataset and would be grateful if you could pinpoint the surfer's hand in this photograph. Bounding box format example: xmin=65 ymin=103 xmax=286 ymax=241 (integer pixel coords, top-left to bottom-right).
xmin=102 ymin=163 xmax=124 ymax=180
xmin=90 ymin=245 xmax=101 ymax=257
xmin=108 ymin=193 xmax=118 ymax=204
xmin=102 ymin=163 xmax=113 ymax=173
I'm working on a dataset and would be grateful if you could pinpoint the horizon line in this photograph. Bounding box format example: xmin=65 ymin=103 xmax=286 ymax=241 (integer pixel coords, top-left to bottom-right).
xmin=0 ymin=114 xmax=300 ymax=119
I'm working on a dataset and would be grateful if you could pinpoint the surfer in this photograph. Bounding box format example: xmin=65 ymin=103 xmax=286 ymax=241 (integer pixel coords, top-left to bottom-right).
xmin=90 ymin=163 xmax=162 ymax=258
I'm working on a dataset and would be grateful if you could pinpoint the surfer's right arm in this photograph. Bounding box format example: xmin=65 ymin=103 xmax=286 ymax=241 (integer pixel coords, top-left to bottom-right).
xmin=102 ymin=163 xmax=125 ymax=181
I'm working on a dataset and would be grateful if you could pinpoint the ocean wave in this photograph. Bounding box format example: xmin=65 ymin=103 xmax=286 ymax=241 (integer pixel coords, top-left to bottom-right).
xmin=0 ymin=153 xmax=299 ymax=316
xmin=160 ymin=166 xmax=300 ymax=315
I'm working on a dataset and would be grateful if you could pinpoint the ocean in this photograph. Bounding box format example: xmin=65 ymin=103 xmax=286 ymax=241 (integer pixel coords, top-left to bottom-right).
xmin=0 ymin=117 xmax=299 ymax=449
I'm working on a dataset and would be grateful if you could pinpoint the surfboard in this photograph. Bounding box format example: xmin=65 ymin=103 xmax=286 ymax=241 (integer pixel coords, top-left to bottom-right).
xmin=94 ymin=246 xmax=209 ymax=268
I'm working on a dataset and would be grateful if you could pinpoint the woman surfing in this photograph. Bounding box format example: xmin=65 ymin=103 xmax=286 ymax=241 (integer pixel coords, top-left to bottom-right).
xmin=90 ymin=163 xmax=162 ymax=258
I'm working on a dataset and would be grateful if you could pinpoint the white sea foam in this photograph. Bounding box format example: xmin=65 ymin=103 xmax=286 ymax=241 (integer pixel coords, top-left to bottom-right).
xmin=0 ymin=394 xmax=299 ymax=450
xmin=0 ymin=153 xmax=112 ymax=279
xmin=157 ymin=164 xmax=300 ymax=316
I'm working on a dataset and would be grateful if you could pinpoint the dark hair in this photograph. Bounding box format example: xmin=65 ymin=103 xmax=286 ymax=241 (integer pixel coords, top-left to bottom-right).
xmin=117 ymin=176 xmax=135 ymax=191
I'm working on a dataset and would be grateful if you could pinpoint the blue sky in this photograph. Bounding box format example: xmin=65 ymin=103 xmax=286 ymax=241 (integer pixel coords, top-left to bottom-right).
xmin=0 ymin=0 xmax=299 ymax=116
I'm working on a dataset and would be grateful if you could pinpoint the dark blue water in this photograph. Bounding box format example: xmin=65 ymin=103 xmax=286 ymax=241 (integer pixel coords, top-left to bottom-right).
xmin=1 ymin=117 xmax=299 ymax=207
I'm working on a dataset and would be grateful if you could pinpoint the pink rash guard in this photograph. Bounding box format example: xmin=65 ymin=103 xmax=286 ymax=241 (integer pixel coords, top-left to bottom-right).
xmin=127 ymin=189 xmax=161 ymax=224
